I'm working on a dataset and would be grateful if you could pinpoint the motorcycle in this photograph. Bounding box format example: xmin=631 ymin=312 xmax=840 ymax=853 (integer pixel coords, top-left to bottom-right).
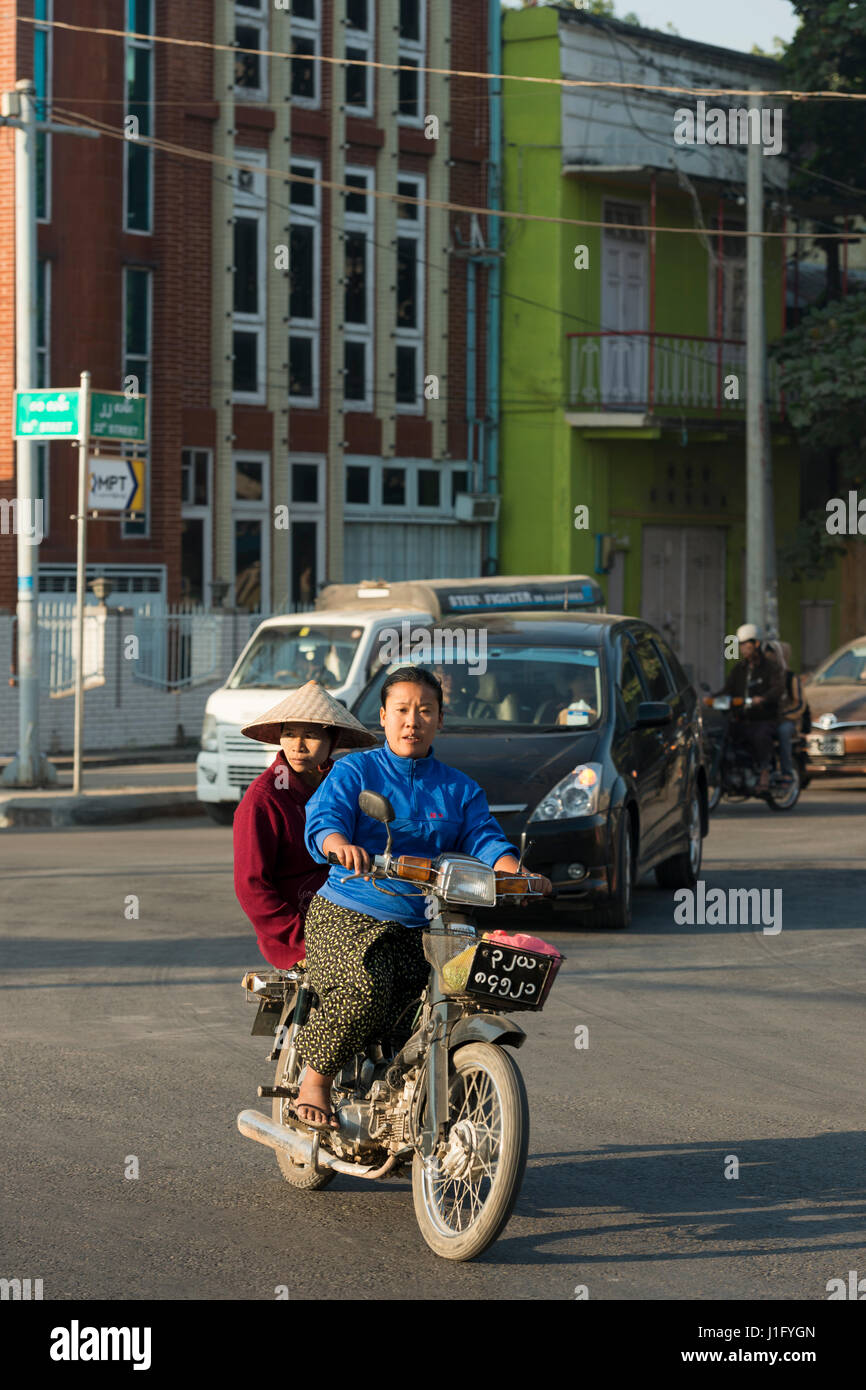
xmin=237 ymin=789 xmax=564 ymax=1262
xmin=702 ymin=695 xmax=807 ymax=812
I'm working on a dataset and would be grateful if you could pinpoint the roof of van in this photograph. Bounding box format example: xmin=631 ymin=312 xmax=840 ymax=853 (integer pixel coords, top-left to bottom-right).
xmin=252 ymin=607 xmax=435 ymax=629
xmin=315 ymin=576 xmax=603 ymax=619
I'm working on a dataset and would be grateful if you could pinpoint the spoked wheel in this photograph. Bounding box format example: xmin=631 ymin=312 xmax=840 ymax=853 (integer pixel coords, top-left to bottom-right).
xmin=411 ymin=1042 xmax=529 ymax=1261
xmin=271 ymin=1005 xmax=335 ymax=1191
xmin=765 ymin=764 xmax=801 ymax=812
xmin=707 ymin=779 xmax=722 ymax=812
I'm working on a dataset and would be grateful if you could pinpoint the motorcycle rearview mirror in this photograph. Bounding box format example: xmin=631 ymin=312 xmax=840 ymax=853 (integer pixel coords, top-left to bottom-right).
xmin=358 ymin=790 xmax=395 ymax=823
xmin=358 ymin=789 xmax=396 ymax=857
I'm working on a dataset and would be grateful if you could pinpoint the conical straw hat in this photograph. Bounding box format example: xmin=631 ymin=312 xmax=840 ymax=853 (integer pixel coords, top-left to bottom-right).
xmin=241 ymin=680 xmax=378 ymax=749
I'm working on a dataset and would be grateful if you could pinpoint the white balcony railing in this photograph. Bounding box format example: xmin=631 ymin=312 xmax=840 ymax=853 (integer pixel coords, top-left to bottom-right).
xmin=566 ymin=332 xmax=783 ymax=415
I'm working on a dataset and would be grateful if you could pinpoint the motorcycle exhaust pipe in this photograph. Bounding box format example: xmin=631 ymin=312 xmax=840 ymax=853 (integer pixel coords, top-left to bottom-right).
xmin=238 ymin=1108 xmax=316 ymax=1165
xmin=236 ymin=1109 xmax=398 ymax=1180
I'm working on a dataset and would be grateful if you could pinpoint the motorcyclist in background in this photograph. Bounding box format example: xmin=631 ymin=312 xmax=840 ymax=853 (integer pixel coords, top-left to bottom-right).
xmin=765 ymin=639 xmax=811 ymax=785
xmin=712 ymin=623 xmax=785 ymax=793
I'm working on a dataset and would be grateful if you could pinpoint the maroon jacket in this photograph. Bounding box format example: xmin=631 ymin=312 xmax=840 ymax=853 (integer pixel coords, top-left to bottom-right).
xmin=233 ymin=750 xmax=333 ymax=969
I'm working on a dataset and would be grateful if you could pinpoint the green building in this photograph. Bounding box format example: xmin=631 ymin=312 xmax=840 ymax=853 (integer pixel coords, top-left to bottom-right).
xmin=498 ymin=4 xmax=841 ymax=684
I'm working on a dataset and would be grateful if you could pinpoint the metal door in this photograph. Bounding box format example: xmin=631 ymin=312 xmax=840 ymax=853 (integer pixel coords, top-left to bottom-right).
xmin=641 ymin=527 xmax=726 ymax=689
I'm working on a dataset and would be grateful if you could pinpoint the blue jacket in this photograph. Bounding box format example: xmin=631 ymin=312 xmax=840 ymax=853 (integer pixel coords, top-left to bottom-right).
xmin=304 ymin=741 xmax=517 ymax=926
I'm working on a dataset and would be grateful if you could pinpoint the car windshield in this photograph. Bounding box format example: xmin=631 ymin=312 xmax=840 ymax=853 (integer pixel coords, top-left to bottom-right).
xmin=812 ymin=646 xmax=866 ymax=685
xmin=228 ymin=625 xmax=362 ymax=690
xmin=353 ymin=644 xmax=604 ymax=729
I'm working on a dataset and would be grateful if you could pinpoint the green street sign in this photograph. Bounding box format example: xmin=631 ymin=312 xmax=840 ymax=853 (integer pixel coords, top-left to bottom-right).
xmin=89 ymin=391 xmax=148 ymax=443
xmin=14 ymin=388 xmax=81 ymax=439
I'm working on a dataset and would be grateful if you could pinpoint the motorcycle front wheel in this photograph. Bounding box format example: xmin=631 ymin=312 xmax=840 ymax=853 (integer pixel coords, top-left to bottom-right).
xmin=411 ymin=1041 xmax=529 ymax=1261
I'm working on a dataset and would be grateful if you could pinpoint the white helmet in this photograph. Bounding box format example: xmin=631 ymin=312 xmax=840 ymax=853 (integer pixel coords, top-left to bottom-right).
xmin=736 ymin=623 xmax=760 ymax=643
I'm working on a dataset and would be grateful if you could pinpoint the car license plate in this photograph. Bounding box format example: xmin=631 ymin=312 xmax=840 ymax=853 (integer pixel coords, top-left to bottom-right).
xmin=465 ymin=943 xmax=552 ymax=1008
xmin=807 ymin=734 xmax=844 ymax=757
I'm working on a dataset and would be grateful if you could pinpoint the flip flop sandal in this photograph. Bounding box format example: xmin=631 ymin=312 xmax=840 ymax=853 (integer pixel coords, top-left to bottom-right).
xmin=287 ymin=1101 xmax=339 ymax=1133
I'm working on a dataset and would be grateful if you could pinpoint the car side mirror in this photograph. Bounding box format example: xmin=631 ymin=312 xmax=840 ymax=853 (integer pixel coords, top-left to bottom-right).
xmin=633 ymin=701 xmax=672 ymax=729
xmin=358 ymin=790 xmax=395 ymax=823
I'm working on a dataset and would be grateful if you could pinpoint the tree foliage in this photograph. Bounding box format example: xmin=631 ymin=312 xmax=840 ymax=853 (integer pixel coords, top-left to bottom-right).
xmin=771 ymin=291 xmax=866 ymax=479
xmin=782 ymin=1 xmax=866 ymax=218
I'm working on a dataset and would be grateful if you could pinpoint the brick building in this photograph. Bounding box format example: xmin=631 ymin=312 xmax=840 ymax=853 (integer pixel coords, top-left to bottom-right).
xmin=0 ymin=0 xmax=496 ymax=619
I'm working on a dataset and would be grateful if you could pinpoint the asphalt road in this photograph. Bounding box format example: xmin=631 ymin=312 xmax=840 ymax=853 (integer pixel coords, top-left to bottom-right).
xmin=1 ymin=781 xmax=864 ymax=1301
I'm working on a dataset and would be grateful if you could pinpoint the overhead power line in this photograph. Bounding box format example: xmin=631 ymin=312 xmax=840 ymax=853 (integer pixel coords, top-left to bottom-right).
xmin=19 ymin=14 xmax=866 ymax=103
xmin=48 ymin=105 xmax=851 ymax=240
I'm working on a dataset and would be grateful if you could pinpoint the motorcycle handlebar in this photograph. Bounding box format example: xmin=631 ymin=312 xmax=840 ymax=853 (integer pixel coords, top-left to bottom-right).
xmin=326 ymin=849 xmax=550 ymax=899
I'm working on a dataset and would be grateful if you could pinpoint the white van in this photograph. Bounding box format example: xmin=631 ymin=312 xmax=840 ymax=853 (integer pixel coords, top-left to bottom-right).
xmin=196 ymin=605 xmax=432 ymax=822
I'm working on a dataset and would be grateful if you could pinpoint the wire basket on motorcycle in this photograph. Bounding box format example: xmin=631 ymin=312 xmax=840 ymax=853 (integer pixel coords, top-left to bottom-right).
xmin=422 ymin=923 xmax=478 ymax=994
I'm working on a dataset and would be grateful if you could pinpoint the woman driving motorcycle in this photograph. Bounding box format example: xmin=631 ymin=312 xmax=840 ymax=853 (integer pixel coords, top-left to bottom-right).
xmin=290 ymin=665 xmax=553 ymax=1131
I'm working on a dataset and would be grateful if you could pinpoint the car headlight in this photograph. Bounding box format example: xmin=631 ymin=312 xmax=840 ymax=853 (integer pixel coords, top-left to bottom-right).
xmin=201 ymin=712 xmax=219 ymax=752
xmin=528 ymin=763 xmax=603 ymax=821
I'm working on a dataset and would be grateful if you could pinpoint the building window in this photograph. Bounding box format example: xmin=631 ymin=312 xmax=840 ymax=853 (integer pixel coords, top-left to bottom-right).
xmin=346 ymin=465 xmax=370 ymax=504
xmin=710 ymin=219 xmax=747 ymax=341
xmin=344 ymin=458 xmax=462 ymax=518
xmin=235 ymin=1 xmax=268 ymax=100
xmin=417 ymin=469 xmax=440 ymax=507
xmin=124 ymin=0 xmax=153 ymax=234
xmin=346 ymin=0 xmax=374 ymax=118
xmin=287 ymin=457 xmax=325 ymax=609
xmin=343 ymin=168 xmax=374 ymax=411
xmin=34 ymin=0 xmax=52 ymax=222
xmin=291 ymin=1 xmax=319 ymax=108
xmin=398 ymin=0 xmax=424 ymax=126
xmin=395 ymin=174 xmax=424 ymax=412
xmin=181 ymin=449 xmax=212 ymax=604
xmin=382 ymin=467 xmax=406 ymax=507
xmin=233 ymin=149 xmax=267 ymax=403
xmin=292 ymin=463 xmax=319 ymax=503
xmin=451 ymin=469 xmax=469 ymax=506
xmin=122 ymin=266 xmax=152 ymax=537
xmin=36 ymin=260 xmax=50 ymax=389
xmin=233 ymin=453 xmax=271 ymax=612
xmin=289 ymin=160 xmax=321 ymax=407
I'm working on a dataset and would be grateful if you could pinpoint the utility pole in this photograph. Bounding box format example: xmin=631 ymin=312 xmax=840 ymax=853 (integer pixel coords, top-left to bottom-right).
xmin=745 ymin=87 xmax=778 ymax=639
xmin=0 ymin=80 xmax=99 ymax=789
xmin=72 ymin=371 xmax=91 ymax=795
xmin=745 ymin=89 xmax=766 ymax=636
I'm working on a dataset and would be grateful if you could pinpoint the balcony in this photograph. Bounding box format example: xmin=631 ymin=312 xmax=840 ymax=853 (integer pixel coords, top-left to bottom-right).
xmin=566 ymin=332 xmax=784 ymax=421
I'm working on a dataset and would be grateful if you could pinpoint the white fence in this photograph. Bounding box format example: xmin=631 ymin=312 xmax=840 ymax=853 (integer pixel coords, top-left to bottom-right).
xmin=0 ymin=605 xmax=272 ymax=755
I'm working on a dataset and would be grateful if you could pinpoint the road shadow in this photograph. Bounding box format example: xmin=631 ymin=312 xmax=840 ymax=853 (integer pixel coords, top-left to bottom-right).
xmin=0 ymin=934 xmax=253 ymax=974
xmin=531 ymin=868 xmax=866 ymax=938
xmin=487 ymin=1131 xmax=866 ymax=1268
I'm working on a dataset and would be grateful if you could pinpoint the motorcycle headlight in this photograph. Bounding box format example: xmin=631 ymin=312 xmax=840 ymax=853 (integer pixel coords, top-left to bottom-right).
xmin=201 ymin=712 xmax=219 ymax=752
xmin=528 ymin=763 xmax=603 ymax=821
xmin=433 ymin=857 xmax=496 ymax=907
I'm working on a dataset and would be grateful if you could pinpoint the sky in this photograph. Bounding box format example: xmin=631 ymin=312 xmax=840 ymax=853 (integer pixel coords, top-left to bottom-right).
xmin=501 ymin=1 xmax=799 ymax=55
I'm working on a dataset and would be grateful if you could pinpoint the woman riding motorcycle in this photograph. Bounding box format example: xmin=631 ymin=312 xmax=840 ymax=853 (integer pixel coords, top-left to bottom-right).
xmin=290 ymin=664 xmax=553 ymax=1131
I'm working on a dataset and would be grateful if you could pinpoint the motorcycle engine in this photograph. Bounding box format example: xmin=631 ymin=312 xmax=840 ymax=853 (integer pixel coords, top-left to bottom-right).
xmin=327 ymin=1071 xmax=419 ymax=1159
